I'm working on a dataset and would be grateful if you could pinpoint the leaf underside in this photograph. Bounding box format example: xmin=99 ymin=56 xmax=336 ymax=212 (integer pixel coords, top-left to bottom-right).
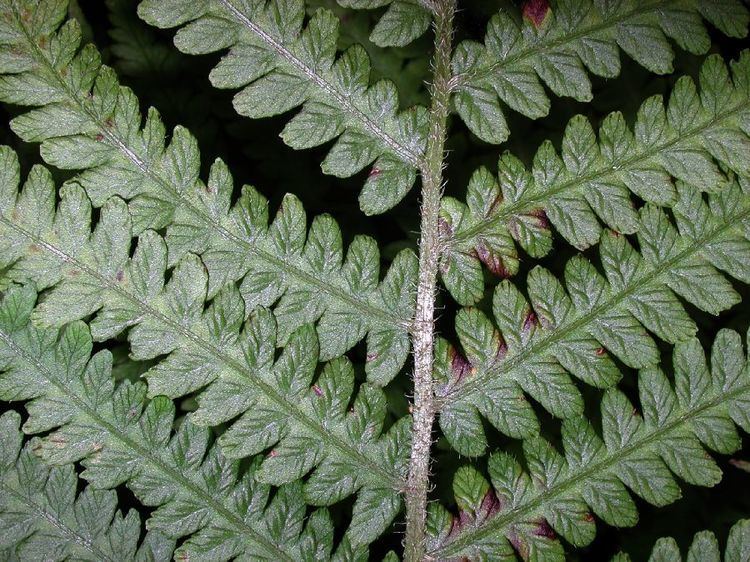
xmin=0 ymin=0 xmax=749 ymax=560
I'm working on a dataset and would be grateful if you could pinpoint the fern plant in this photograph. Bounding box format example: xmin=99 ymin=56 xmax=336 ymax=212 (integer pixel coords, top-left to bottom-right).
xmin=1 ymin=0 xmax=750 ymax=560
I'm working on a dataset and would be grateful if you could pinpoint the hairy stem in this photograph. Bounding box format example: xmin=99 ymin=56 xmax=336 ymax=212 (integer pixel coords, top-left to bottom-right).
xmin=404 ymin=2 xmax=455 ymax=560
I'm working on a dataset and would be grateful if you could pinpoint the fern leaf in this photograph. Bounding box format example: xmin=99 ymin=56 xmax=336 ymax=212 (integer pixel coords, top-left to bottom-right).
xmin=137 ymin=0 xmax=429 ymax=214
xmin=612 ymin=519 xmax=750 ymax=561
xmin=337 ymin=0 xmax=432 ymax=48
xmin=309 ymin=0 xmax=431 ymax=108
xmin=0 ymin=411 xmax=175 ymax=561
xmin=0 ymin=153 xmax=410 ymax=544
xmin=0 ymin=150 xmax=413 ymax=384
xmin=0 ymin=287 xmax=372 ymax=558
xmin=0 ymin=2 xmax=415 ymax=384
xmin=441 ymin=53 xmax=750 ymax=304
xmin=437 ymin=178 xmax=750 ymax=456
xmin=427 ymin=329 xmax=750 ymax=559
xmin=453 ymin=0 xmax=749 ymax=144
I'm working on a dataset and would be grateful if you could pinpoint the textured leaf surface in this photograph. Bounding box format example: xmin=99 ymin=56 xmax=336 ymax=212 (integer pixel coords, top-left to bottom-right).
xmin=452 ymin=0 xmax=749 ymax=143
xmin=442 ymin=53 xmax=750 ymax=304
xmin=137 ymin=0 xmax=429 ymax=214
xmin=349 ymin=0 xmax=432 ymax=48
xmin=0 ymin=1 xmax=415 ymax=385
xmin=437 ymin=177 xmax=750 ymax=454
xmin=337 ymin=0 xmax=433 ymax=48
xmin=0 ymin=287 xmax=374 ymax=558
xmin=0 ymin=153 xmax=409 ymax=546
xmin=428 ymin=331 xmax=750 ymax=559
xmin=2 ymin=2 xmax=750 ymax=560
xmin=0 ymin=411 xmax=175 ymax=561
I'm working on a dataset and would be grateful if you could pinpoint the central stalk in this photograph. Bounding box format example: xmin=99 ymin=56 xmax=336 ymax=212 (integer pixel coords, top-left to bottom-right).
xmin=404 ymin=1 xmax=456 ymax=560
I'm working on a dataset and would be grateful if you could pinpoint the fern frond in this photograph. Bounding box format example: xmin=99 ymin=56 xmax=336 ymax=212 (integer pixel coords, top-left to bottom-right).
xmin=0 ymin=411 xmax=175 ymax=561
xmin=0 ymin=287 xmax=372 ymax=558
xmin=427 ymin=329 xmax=750 ymax=559
xmin=452 ymin=0 xmax=749 ymax=144
xmin=0 ymin=152 xmax=414 ymax=385
xmin=441 ymin=53 xmax=750 ymax=304
xmin=336 ymin=0 xmax=433 ymax=48
xmin=137 ymin=0 xmax=429 ymax=214
xmin=0 ymin=2 xmax=415 ymax=384
xmin=0 ymin=153 xmax=410 ymax=544
xmin=436 ymin=178 xmax=750 ymax=456
xmin=613 ymin=519 xmax=750 ymax=561
xmin=309 ymin=0 xmax=431 ymax=108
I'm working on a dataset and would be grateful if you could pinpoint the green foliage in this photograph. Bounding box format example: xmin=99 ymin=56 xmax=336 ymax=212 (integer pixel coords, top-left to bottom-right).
xmin=452 ymin=0 xmax=749 ymax=144
xmin=437 ymin=178 xmax=750 ymax=454
xmin=0 ymin=286 xmax=369 ymax=559
xmin=337 ymin=0 xmax=432 ymax=48
xmin=428 ymin=330 xmax=750 ymax=559
xmin=1 ymin=0 xmax=749 ymax=560
xmin=138 ymin=0 xmax=430 ymax=215
xmin=0 ymin=149 xmax=410 ymax=544
xmin=0 ymin=411 xmax=175 ymax=561
xmin=441 ymin=53 xmax=750 ymax=304
xmin=0 ymin=1 xmax=415 ymax=384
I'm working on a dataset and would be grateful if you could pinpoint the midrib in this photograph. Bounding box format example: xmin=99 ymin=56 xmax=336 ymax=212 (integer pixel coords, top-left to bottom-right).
xmin=447 ymin=195 xmax=750 ymax=407
xmin=14 ymin=8 xmax=407 ymax=332
xmin=433 ymin=380 xmax=750 ymax=556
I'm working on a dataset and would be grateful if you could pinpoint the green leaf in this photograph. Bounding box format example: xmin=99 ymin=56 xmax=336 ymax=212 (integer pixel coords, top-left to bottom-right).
xmin=348 ymin=486 xmax=402 ymax=546
xmin=0 ymin=153 xmax=410 ymax=544
xmin=727 ymin=520 xmax=750 ymax=562
xmin=0 ymin=0 xmax=417 ymax=383
xmin=0 ymin=288 xmax=357 ymax=559
xmin=336 ymin=0 xmax=434 ymax=48
xmin=445 ymin=54 xmax=750 ymax=302
xmin=437 ymin=178 xmax=750 ymax=455
xmin=452 ymin=0 xmax=749 ymax=143
xmin=428 ymin=331 xmax=750 ymax=559
xmin=2 ymin=2 xmax=750 ymax=559
xmin=0 ymin=411 xmax=175 ymax=561
xmin=452 ymin=466 xmax=491 ymax=518
xmin=368 ymin=0 xmax=431 ymax=48
xmin=137 ymin=0 xmax=429 ymax=213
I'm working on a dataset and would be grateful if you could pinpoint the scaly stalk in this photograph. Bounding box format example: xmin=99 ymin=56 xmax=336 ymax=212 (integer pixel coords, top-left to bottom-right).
xmin=404 ymin=1 xmax=456 ymax=560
